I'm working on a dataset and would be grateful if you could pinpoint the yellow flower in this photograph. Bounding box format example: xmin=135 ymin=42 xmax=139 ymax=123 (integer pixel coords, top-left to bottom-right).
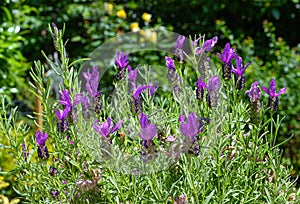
xmin=130 ymin=23 xmax=140 ymax=32
xmin=0 ymin=176 xmax=10 ymax=190
xmin=104 ymin=3 xmax=113 ymax=15
xmin=142 ymin=12 xmax=152 ymax=22
xmin=139 ymin=30 xmax=157 ymax=43
xmin=0 ymin=195 xmax=20 ymax=204
xmin=117 ymin=9 xmax=126 ymax=19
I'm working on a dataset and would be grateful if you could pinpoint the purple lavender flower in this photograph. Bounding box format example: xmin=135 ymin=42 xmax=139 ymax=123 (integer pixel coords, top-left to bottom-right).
xmin=55 ymin=106 xmax=70 ymax=121
xmin=21 ymin=143 xmax=28 ymax=161
xmin=93 ymin=118 xmax=122 ymax=138
xmin=50 ymin=189 xmax=59 ymax=199
xmin=262 ymin=78 xmax=286 ymax=111
xmin=174 ymin=35 xmax=186 ymax=62
xmin=83 ymin=67 xmax=102 ymax=114
xmin=246 ymin=81 xmax=261 ymax=102
xmin=115 ymin=51 xmax=129 ymax=80
xmin=55 ymin=106 xmax=70 ymax=132
xmin=206 ymin=76 xmax=221 ymax=108
xmin=246 ymin=81 xmax=262 ymax=122
xmin=139 ymin=113 xmax=157 ymax=161
xmin=179 ymin=112 xmax=204 ymax=141
xmin=174 ymin=35 xmax=185 ymax=49
xmin=196 ymin=77 xmax=208 ymax=100
xmin=35 ymin=130 xmax=49 ymax=160
xmin=83 ymin=67 xmax=101 ymax=98
xmin=49 ymin=166 xmax=59 ymax=176
xmin=179 ymin=112 xmax=206 ymax=156
xmin=80 ymin=95 xmax=91 ymax=119
xmin=36 ymin=130 xmax=48 ymax=146
xmin=165 ymin=56 xmax=180 ymax=93
xmin=196 ymin=36 xmax=218 ymax=55
xmin=139 ymin=112 xmax=157 ymax=141
xmin=232 ymin=56 xmax=250 ymax=90
xmin=165 ymin=56 xmax=175 ymax=71
xmin=59 ymin=90 xmax=82 ymax=107
xmin=58 ymin=89 xmax=82 ymax=121
xmin=131 ymin=83 xmax=148 ymax=114
xmin=217 ymin=43 xmax=237 ymax=80
xmin=128 ymin=65 xmax=139 ymax=81
xmin=148 ymin=82 xmax=158 ymax=96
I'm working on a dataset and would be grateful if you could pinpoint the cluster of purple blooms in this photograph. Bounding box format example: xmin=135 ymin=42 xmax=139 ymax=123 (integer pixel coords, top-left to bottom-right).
xmin=29 ymin=34 xmax=287 ymax=200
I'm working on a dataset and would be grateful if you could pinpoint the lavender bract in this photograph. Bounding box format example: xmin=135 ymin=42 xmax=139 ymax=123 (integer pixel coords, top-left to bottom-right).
xmin=131 ymin=83 xmax=148 ymax=114
xmin=206 ymin=76 xmax=221 ymax=108
xmin=262 ymin=78 xmax=286 ymax=111
xmin=35 ymin=130 xmax=49 ymax=160
xmin=179 ymin=112 xmax=206 ymax=156
xmin=139 ymin=113 xmax=157 ymax=161
xmin=115 ymin=51 xmax=129 ymax=80
xmin=83 ymin=67 xmax=102 ymax=113
xmin=93 ymin=118 xmax=122 ymax=138
xmin=174 ymin=35 xmax=185 ymax=62
xmin=246 ymin=81 xmax=262 ymax=122
xmin=148 ymin=82 xmax=158 ymax=96
xmin=217 ymin=43 xmax=237 ymax=80
xmin=196 ymin=36 xmax=218 ymax=55
xmin=232 ymin=56 xmax=250 ymax=90
xmin=196 ymin=77 xmax=208 ymax=100
xmin=139 ymin=112 xmax=157 ymax=141
xmin=83 ymin=67 xmax=101 ymax=98
xmin=55 ymin=106 xmax=70 ymax=132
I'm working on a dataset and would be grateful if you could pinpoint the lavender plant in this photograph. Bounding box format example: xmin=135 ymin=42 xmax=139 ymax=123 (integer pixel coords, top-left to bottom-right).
xmin=1 ymin=24 xmax=299 ymax=203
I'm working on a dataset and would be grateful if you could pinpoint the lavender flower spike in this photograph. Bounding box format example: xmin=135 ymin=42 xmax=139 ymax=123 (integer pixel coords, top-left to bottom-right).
xmin=232 ymin=56 xmax=250 ymax=90
xmin=179 ymin=112 xmax=207 ymax=156
xmin=174 ymin=35 xmax=185 ymax=62
xmin=174 ymin=35 xmax=185 ymax=49
xmin=35 ymin=130 xmax=49 ymax=160
xmin=206 ymin=76 xmax=221 ymax=108
xmin=165 ymin=56 xmax=175 ymax=71
xmin=139 ymin=113 xmax=157 ymax=141
xmin=179 ymin=112 xmax=204 ymax=140
xmin=83 ymin=67 xmax=101 ymax=98
xmin=36 ymin=130 xmax=48 ymax=146
xmin=115 ymin=51 xmax=129 ymax=70
xmin=207 ymin=76 xmax=220 ymax=92
xmin=196 ymin=77 xmax=208 ymax=100
xmin=217 ymin=43 xmax=237 ymax=80
xmin=55 ymin=106 xmax=70 ymax=121
xmin=196 ymin=36 xmax=218 ymax=55
xmin=130 ymin=83 xmax=148 ymax=114
xmin=55 ymin=106 xmax=70 ymax=132
xmin=115 ymin=51 xmax=129 ymax=80
xmin=93 ymin=118 xmax=122 ymax=138
xmin=262 ymin=78 xmax=286 ymax=111
xmin=148 ymin=82 xmax=158 ymax=96
xmin=246 ymin=81 xmax=261 ymax=122
xmin=128 ymin=65 xmax=140 ymax=81
xmin=246 ymin=81 xmax=261 ymax=102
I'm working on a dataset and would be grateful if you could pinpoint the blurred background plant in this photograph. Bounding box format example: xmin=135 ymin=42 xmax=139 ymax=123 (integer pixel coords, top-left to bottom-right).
xmin=0 ymin=0 xmax=299 ymax=201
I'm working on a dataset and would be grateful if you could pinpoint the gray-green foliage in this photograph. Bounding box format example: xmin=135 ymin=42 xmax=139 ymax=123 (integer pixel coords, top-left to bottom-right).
xmin=1 ymin=24 xmax=299 ymax=203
